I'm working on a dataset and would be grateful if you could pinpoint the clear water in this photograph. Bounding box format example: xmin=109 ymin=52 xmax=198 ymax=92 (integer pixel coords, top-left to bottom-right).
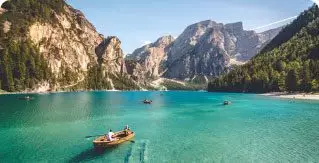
xmin=0 ymin=91 xmax=319 ymax=162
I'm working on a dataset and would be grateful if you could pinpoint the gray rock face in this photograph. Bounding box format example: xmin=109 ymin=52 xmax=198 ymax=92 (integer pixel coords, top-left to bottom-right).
xmin=166 ymin=21 xmax=282 ymax=79
xmin=28 ymin=4 xmax=133 ymax=90
xmin=95 ymin=36 xmax=127 ymax=74
xmin=128 ymin=20 xmax=281 ymax=81
xmin=126 ymin=35 xmax=175 ymax=82
xmin=127 ymin=20 xmax=281 ymax=84
xmin=166 ymin=20 xmax=230 ymax=79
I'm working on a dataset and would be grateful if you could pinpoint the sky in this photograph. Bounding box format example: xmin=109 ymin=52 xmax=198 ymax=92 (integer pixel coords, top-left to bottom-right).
xmin=1 ymin=0 xmax=315 ymax=54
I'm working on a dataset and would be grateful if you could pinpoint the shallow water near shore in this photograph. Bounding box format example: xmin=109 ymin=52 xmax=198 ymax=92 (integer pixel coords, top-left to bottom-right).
xmin=0 ymin=91 xmax=319 ymax=162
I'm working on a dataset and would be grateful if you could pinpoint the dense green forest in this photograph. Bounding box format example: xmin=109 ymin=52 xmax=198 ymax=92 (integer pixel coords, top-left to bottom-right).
xmin=0 ymin=0 xmax=66 ymax=91
xmin=61 ymin=65 xmax=140 ymax=91
xmin=208 ymin=5 xmax=319 ymax=93
xmin=161 ymin=80 xmax=206 ymax=91
xmin=85 ymin=65 xmax=140 ymax=90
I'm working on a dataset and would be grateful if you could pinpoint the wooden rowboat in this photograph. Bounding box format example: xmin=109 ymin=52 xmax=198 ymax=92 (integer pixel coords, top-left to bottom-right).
xmin=223 ymin=101 xmax=231 ymax=105
xmin=93 ymin=130 xmax=135 ymax=148
xmin=143 ymin=100 xmax=152 ymax=104
xmin=18 ymin=96 xmax=33 ymax=100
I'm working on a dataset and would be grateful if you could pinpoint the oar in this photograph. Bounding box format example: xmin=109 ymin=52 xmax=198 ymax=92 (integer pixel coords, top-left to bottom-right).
xmin=129 ymin=140 xmax=135 ymax=143
xmin=85 ymin=134 xmax=105 ymax=138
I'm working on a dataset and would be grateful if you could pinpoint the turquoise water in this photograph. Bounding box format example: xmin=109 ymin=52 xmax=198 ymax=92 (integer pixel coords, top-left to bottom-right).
xmin=0 ymin=91 xmax=319 ymax=162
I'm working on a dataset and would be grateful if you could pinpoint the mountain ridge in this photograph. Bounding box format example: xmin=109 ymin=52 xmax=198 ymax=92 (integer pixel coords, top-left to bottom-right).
xmin=127 ymin=20 xmax=282 ymax=83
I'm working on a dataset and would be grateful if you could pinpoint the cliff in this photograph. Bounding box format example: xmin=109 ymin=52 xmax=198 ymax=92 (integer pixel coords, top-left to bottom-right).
xmin=126 ymin=35 xmax=175 ymax=83
xmin=0 ymin=0 xmax=138 ymax=92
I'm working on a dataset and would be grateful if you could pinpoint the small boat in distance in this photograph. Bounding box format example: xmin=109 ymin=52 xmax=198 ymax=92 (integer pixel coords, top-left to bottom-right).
xmin=223 ymin=101 xmax=231 ymax=105
xmin=143 ymin=99 xmax=152 ymax=104
xmin=18 ymin=96 xmax=33 ymax=101
xmin=93 ymin=130 xmax=135 ymax=148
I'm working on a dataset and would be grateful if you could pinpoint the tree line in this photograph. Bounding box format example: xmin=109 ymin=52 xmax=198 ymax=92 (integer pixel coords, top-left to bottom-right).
xmin=0 ymin=39 xmax=53 ymax=91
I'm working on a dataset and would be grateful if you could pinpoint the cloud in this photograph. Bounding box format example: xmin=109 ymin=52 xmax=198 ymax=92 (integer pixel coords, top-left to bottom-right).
xmin=311 ymin=0 xmax=319 ymax=6
xmin=141 ymin=40 xmax=151 ymax=46
xmin=251 ymin=16 xmax=297 ymax=31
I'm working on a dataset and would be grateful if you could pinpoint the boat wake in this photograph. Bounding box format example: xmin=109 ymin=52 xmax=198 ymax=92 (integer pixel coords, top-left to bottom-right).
xmin=124 ymin=144 xmax=134 ymax=163
xmin=139 ymin=141 xmax=147 ymax=163
xmin=125 ymin=140 xmax=149 ymax=163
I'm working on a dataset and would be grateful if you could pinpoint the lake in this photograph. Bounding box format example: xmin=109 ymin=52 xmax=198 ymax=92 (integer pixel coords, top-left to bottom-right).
xmin=0 ymin=91 xmax=319 ymax=162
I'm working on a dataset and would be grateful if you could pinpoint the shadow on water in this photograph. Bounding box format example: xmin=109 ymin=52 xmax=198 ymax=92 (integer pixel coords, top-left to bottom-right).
xmin=69 ymin=141 xmax=137 ymax=163
xmin=68 ymin=147 xmax=116 ymax=163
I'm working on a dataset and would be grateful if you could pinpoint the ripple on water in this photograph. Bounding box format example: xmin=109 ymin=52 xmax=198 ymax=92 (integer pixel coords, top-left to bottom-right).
xmin=0 ymin=92 xmax=319 ymax=162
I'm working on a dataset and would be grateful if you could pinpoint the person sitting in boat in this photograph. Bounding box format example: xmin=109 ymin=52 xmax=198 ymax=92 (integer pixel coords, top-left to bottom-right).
xmin=124 ymin=125 xmax=130 ymax=130
xmin=124 ymin=125 xmax=131 ymax=135
xmin=106 ymin=129 xmax=114 ymax=141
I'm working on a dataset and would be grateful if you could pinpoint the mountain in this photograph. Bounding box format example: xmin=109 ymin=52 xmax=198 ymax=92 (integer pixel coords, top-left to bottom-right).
xmin=126 ymin=35 xmax=175 ymax=83
xmin=127 ymin=20 xmax=281 ymax=83
xmin=0 ymin=0 xmax=139 ymax=92
xmin=165 ymin=21 xmax=281 ymax=80
xmin=208 ymin=4 xmax=319 ymax=93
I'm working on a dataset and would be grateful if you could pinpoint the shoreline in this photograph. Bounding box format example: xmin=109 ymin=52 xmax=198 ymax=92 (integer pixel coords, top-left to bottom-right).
xmin=2 ymin=90 xmax=319 ymax=101
xmin=0 ymin=89 xmax=123 ymax=95
xmin=0 ymin=89 xmax=203 ymax=95
xmin=261 ymin=92 xmax=319 ymax=100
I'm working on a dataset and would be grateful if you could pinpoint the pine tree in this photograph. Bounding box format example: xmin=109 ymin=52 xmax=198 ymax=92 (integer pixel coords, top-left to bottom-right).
xmin=300 ymin=61 xmax=312 ymax=92
xmin=286 ymin=69 xmax=299 ymax=92
xmin=2 ymin=49 xmax=14 ymax=91
xmin=311 ymin=79 xmax=318 ymax=91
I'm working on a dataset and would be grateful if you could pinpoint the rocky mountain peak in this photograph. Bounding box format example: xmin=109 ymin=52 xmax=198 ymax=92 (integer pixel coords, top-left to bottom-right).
xmin=125 ymin=35 xmax=175 ymax=82
xmin=181 ymin=20 xmax=223 ymax=44
xmin=154 ymin=35 xmax=175 ymax=47
xmin=128 ymin=20 xmax=282 ymax=81
xmin=188 ymin=20 xmax=221 ymax=29
xmin=225 ymin=22 xmax=244 ymax=35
